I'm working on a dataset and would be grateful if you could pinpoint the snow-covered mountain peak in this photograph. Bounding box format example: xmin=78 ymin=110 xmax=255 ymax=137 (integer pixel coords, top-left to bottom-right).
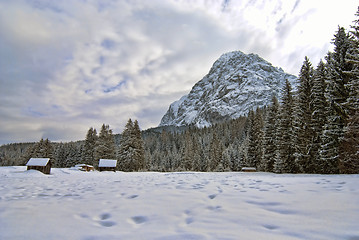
xmin=159 ymin=50 xmax=297 ymax=128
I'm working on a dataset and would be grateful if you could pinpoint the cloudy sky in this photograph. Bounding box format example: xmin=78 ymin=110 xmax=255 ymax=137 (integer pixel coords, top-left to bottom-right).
xmin=0 ymin=0 xmax=357 ymax=145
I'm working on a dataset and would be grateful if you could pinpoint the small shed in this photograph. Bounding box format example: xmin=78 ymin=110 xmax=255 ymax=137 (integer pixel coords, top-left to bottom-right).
xmin=26 ymin=158 xmax=51 ymax=174
xmin=75 ymin=164 xmax=94 ymax=172
xmin=241 ymin=167 xmax=256 ymax=172
xmin=98 ymin=159 xmax=117 ymax=172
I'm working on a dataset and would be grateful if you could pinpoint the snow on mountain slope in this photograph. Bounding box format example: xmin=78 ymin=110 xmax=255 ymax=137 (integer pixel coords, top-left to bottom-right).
xmin=159 ymin=51 xmax=297 ymax=127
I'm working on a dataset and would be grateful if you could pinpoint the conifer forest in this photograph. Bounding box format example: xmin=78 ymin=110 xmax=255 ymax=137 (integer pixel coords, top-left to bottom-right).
xmin=1 ymin=8 xmax=358 ymax=174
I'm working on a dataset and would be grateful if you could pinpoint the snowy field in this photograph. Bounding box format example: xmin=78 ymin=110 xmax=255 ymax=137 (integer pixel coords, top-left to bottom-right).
xmin=0 ymin=167 xmax=359 ymax=240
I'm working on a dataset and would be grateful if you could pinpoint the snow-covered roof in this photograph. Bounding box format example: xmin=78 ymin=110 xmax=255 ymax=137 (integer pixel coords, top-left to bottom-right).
xmin=241 ymin=167 xmax=256 ymax=171
xmin=98 ymin=159 xmax=117 ymax=168
xmin=26 ymin=158 xmax=50 ymax=166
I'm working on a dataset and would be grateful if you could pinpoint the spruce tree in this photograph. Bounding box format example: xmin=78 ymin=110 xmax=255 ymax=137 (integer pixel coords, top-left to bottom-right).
xmin=310 ymin=60 xmax=327 ymax=172
xmin=208 ymin=133 xmax=223 ymax=171
xmin=246 ymin=109 xmax=256 ymax=168
xmin=246 ymin=108 xmax=264 ymax=170
xmin=263 ymin=95 xmax=279 ymax=172
xmin=181 ymin=131 xmax=194 ymax=171
xmin=118 ymin=119 xmax=145 ymax=171
xmin=339 ymin=114 xmax=359 ymax=173
xmin=275 ymin=79 xmax=297 ymax=173
xmin=24 ymin=138 xmax=54 ymax=164
xmin=320 ymin=27 xmax=352 ymax=174
xmin=133 ymin=120 xmax=145 ymax=171
xmin=118 ymin=119 xmax=135 ymax=171
xmin=83 ymin=127 xmax=98 ymax=166
xmin=94 ymin=124 xmax=116 ymax=164
xmin=344 ymin=7 xmax=359 ymax=116
xmin=339 ymin=8 xmax=359 ymax=173
xmin=295 ymin=57 xmax=315 ymax=173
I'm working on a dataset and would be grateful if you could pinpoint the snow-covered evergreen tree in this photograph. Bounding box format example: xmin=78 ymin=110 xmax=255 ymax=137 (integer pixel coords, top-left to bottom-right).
xmin=23 ymin=138 xmax=54 ymax=164
xmin=339 ymin=114 xmax=359 ymax=173
xmin=181 ymin=131 xmax=193 ymax=171
xmin=118 ymin=119 xmax=145 ymax=171
xmin=339 ymin=8 xmax=359 ymax=173
xmin=310 ymin=60 xmax=327 ymax=172
xmin=208 ymin=133 xmax=223 ymax=171
xmin=83 ymin=127 xmax=98 ymax=166
xmin=133 ymin=120 xmax=145 ymax=170
xmin=94 ymin=124 xmax=116 ymax=164
xmin=246 ymin=107 xmax=264 ymax=170
xmin=263 ymin=95 xmax=279 ymax=172
xmin=295 ymin=57 xmax=315 ymax=173
xmin=275 ymin=80 xmax=297 ymax=173
xmin=320 ymin=27 xmax=352 ymax=174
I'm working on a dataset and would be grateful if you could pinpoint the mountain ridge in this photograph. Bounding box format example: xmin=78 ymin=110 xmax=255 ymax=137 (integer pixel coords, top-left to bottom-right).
xmin=159 ymin=50 xmax=297 ymax=127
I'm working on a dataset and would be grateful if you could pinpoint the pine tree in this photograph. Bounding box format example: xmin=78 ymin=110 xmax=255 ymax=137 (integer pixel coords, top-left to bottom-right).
xmin=310 ymin=60 xmax=327 ymax=172
xmin=208 ymin=133 xmax=223 ymax=171
xmin=118 ymin=119 xmax=135 ymax=171
xmin=339 ymin=114 xmax=359 ymax=173
xmin=246 ymin=108 xmax=264 ymax=170
xmin=83 ymin=127 xmax=98 ymax=166
xmin=295 ymin=57 xmax=315 ymax=173
xmin=263 ymin=95 xmax=279 ymax=172
xmin=191 ymin=136 xmax=202 ymax=171
xmin=54 ymin=144 xmax=66 ymax=167
xmin=118 ymin=119 xmax=145 ymax=171
xmin=275 ymin=79 xmax=297 ymax=173
xmin=344 ymin=7 xmax=359 ymax=116
xmin=339 ymin=8 xmax=359 ymax=173
xmin=320 ymin=27 xmax=352 ymax=174
xmin=23 ymin=138 xmax=54 ymax=164
xmin=94 ymin=124 xmax=116 ymax=164
xmin=246 ymin=109 xmax=256 ymax=168
xmin=133 ymin=120 xmax=145 ymax=171
xmin=181 ymin=131 xmax=194 ymax=171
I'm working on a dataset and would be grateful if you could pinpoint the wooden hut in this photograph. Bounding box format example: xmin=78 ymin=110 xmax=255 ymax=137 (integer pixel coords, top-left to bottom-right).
xmin=241 ymin=167 xmax=256 ymax=172
xmin=98 ymin=159 xmax=117 ymax=172
xmin=74 ymin=164 xmax=94 ymax=172
xmin=26 ymin=158 xmax=51 ymax=174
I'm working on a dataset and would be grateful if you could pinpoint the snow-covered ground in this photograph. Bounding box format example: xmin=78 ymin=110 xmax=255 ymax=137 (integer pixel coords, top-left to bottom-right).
xmin=0 ymin=166 xmax=358 ymax=240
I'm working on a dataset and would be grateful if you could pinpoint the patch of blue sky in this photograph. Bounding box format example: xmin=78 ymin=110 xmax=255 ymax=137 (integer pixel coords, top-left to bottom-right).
xmin=101 ymin=39 xmax=116 ymax=50
xmin=96 ymin=1 xmax=114 ymax=12
xmin=64 ymin=54 xmax=74 ymax=63
xmin=30 ymin=0 xmax=64 ymax=13
xmin=103 ymin=80 xmax=127 ymax=93
xmin=25 ymin=107 xmax=45 ymax=118
xmin=99 ymin=55 xmax=105 ymax=65
xmin=222 ymin=0 xmax=230 ymax=11
xmin=91 ymin=67 xmax=100 ymax=74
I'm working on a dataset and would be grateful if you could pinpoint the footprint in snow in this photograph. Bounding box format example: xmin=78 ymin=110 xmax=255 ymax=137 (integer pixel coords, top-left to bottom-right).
xmin=100 ymin=213 xmax=111 ymax=220
xmin=208 ymin=194 xmax=216 ymax=199
xmin=263 ymin=224 xmax=279 ymax=230
xmin=99 ymin=220 xmax=116 ymax=227
xmin=131 ymin=216 xmax=148 ymax=224
xmin=127 ymin=194 xmax=139 ymax=199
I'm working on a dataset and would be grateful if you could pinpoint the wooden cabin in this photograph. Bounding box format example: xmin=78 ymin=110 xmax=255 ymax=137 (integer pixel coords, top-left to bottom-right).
xmin=75 ymin=164 xmax=94 ymax=172
xmin=26 ymin=158 xmax=51 ymax=174
xmin=241 ymin=167 xmax=256 ymax=172
xmin=98 ymin=159 xmax=117 ymax=172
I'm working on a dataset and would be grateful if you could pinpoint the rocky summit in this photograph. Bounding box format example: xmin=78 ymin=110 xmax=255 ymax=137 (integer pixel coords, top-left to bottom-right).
xmin=159 ymin=50 xmax=297 ymax=128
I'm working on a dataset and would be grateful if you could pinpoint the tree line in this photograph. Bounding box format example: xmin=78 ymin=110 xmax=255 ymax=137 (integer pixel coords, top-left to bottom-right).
xmin=246 ymin=12 xmax=359 ymax=174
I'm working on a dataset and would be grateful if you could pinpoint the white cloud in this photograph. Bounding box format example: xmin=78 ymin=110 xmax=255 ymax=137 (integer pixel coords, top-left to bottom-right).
xmin=0 ymin=0 xmax=357 ymax=144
